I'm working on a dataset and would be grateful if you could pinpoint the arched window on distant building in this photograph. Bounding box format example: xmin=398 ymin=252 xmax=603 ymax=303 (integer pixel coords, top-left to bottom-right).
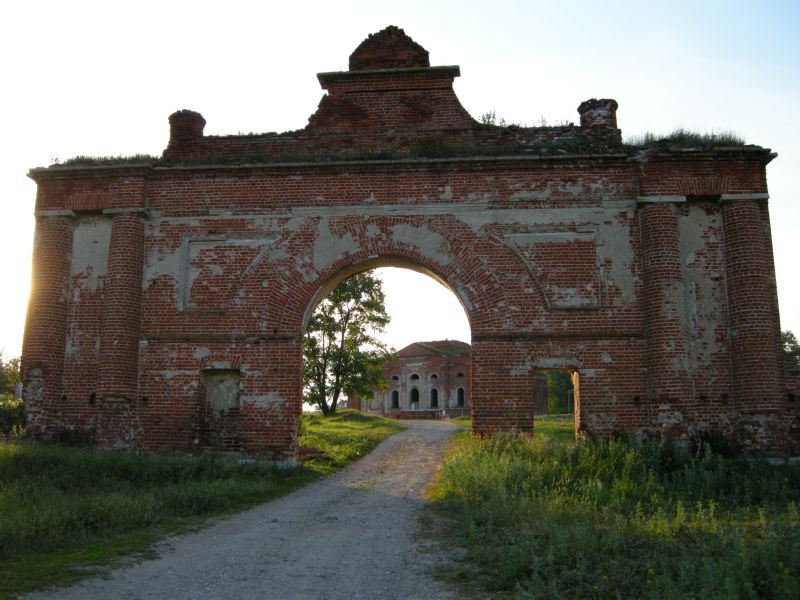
xmin=410 ymin=388 xmax=419 ymax=409
xmin=391 ymin=375 xmax=400 ymax=381
xmin=410 ymin=373 xmax=420 ymax=380
xmin=456 ymin=387 xmax=465 ymax=407
xmin=430 ymin=388 xmax=439 ymax=408
xmin=391 ymin=390 xmax=399 ymax=409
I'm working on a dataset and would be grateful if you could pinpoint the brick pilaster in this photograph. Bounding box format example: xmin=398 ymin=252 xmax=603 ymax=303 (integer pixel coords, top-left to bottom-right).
xmin=21 ymin=212 xmax=74 ymax=437
xmin=97 ymin=210 xmax=146 ymax=401
xmin=721 ymin=195 xmax=782 ymax=447
xmin=638 ymin=198 xmax=691 ymax=425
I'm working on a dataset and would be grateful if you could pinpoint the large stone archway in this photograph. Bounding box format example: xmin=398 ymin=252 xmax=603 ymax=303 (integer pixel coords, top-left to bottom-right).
xmin=22 ymin=26 xmax=794 ymax=458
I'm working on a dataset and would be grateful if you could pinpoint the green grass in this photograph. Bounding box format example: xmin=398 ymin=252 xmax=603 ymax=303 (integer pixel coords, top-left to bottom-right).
xmin=450 ymin=415 xmax=472 ymax=428
xmin=53 ymin=154 xmax=159 ymax=167
xmin=0 ymin=409 xmax=403 ymax=598
xmin=299 ymin=409 xmax=405 ymax=472
xmin=534 ymin=414 xmax=575 ymax=444
xmin=432 ymin=432 xmax=800 ymax=599
xmin=626 ymin=128 xmax=746 ymax=148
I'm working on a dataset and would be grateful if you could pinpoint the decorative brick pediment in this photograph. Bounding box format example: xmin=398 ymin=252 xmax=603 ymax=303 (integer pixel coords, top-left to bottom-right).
xmin=349 ymin=26 xmax=430 ymax=71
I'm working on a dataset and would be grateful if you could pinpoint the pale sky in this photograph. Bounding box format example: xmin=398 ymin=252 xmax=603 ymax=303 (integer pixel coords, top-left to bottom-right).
xmin=1 ymin=0 xmax=798 ymax=358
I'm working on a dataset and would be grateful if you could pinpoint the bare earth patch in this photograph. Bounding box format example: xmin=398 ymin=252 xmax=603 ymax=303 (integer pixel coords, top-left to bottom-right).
xmin=25 ymin=420 xmax=465 ymax=600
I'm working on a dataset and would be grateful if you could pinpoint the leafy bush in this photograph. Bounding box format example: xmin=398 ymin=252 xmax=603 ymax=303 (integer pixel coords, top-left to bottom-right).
xmin=0 ymin=394 xmax=24 ymax=435
xmin=0 ymin=353 xmax=20 ymax=395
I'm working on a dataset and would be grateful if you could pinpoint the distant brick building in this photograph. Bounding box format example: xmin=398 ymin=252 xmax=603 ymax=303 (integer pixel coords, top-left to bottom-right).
xmin=22 ymin=26 xmax=795 ymax=458
xmin=362 ymin=341 xmax=472 ymax=418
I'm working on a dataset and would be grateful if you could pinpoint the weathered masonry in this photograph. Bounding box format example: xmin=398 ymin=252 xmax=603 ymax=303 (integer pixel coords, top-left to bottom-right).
xmin=22 ymin=27 xmax=796 ymax=458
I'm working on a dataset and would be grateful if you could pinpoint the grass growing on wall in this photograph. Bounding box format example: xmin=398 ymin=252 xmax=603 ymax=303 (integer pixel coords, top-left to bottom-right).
xmin=432 ymin=432 xmax=800 ymax=599
xmin=0 ymin=410 xmax=403 ymax=599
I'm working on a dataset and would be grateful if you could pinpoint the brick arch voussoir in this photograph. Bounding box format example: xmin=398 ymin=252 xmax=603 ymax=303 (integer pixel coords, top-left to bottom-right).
xmin=295 ymin=246 xmax=489 ymax=336
xmin=234 ymin=215 xmax=545 ymax=339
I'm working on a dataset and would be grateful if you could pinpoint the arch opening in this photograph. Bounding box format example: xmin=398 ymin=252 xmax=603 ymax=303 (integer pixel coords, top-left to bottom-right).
xmin=301 ymin=260 xmax=472 ymax=422
xmin=301 ymin=257 xmax=473 ymax=335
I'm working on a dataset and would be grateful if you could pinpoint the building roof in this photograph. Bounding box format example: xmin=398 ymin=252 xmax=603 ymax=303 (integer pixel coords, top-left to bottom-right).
xmin=396 ymin=340 xmax=470 ymax=358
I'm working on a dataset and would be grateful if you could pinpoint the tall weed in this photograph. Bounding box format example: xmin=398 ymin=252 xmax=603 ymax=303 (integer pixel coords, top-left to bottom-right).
xmin=436 ymin=433 xmax=800 ymax=598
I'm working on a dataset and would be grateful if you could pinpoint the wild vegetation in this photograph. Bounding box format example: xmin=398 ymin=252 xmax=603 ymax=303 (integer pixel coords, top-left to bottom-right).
xmin=0 ymin=353 xmax=22 ymax=439
xmin=0 ymin=352 xmax=19 ymax=395
xmin=783 ymin=329 xmax=800 ymax=367
xmin=0 ymin=410 xmax=403 ymax=598
xmin=51 ymin=154 xmax=159 ymax=167
xmin=625 ymin=128 xmax=746 ymax=148
xmin=0 ymin=396 xmax=23 ymax=439
xmin=433 ymin=423 xmax=800 ymax=598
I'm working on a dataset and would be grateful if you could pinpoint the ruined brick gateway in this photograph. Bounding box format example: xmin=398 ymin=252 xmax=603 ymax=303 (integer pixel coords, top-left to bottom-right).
xmin=22 ymin=26 xmax=797 ymax=458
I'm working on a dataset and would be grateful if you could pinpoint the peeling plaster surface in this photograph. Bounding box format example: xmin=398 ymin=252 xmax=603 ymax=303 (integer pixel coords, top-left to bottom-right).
xmin=194 ymin=347 xmax=212 ymax=360
xmin=313 ymin=218 xmax=360 ymax=272
xmin=596 ymin=212 xmax=638 ymax=305
xmin=70 ymin=217 xmax=111 ymax=292
xmin=678 ymin=205 xmax=726 ymax=371
xmin=389 ymin=223 xmax=451 ymax=266
xmin=241 ymin=393 xmax=282 ymax=409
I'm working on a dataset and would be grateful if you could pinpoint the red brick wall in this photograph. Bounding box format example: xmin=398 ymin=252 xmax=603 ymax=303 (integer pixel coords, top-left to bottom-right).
xmin=21 ymin=28 xmax=790 ymax=458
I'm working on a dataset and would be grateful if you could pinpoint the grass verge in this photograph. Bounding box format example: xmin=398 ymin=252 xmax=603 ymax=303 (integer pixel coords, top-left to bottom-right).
xmin=431 ymin=426 xmax=800 ymax=598
xmin=0 ymin=410 xmax=403 ymax=598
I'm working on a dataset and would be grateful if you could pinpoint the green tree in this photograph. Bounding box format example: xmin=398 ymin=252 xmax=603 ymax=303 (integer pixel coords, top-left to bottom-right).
xmin=303 ymin=272 xmax=391 ymax=416
xmin=783 ymin=330 xmax=800 ymax=367
xmin=0 ymin=352 xmax=21 ymax=396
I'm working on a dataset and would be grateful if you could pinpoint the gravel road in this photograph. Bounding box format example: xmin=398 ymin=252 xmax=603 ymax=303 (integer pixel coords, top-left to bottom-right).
xmin=25 ymin=420 xmax=466 ymax=600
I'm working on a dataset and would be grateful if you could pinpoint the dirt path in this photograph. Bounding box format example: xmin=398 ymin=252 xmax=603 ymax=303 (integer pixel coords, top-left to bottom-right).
xmin=25 ymin=420 xmax=466 ymax=600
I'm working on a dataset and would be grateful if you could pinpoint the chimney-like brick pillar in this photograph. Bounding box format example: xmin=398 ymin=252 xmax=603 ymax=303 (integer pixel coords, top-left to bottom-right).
xmin=97 ymin=209 xmax=146 ymax=402
xmin=577 ymin=98 xmax=618 ymax=129
xmin=638 ymin=198 xmax=691 ymax=430
xmin=21 ymin=212 xmax=74 ymax=437
xmin=168 ymin=110 xmax=206 ymax=143
xmin=721 ymin=195 xmax=782 ymax=448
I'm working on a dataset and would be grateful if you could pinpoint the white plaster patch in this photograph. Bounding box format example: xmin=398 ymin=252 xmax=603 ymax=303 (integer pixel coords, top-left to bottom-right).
xmin=389 ymin=223 xmax=451 ymax=266
xmin=241 ymin=393 xmax=282 ymax=408
xmin=596 ymin=213 xmax=638 ymax=305
xmin=561 ymin=181 xmax=584 ymax=197
xmin=313 ymin=218 xmax=361 ymax=272
xmin=657 ymin=408 xmax=684 ymax=429
xmin=533 ymin=358 xmax=576 ymax=369
xmin=70 ymin=216 xmax=112 ymax=292
xmin=193 ymin=347 xmax=211 ymax=360
xmin=508 ymin=188 xmax=552 ymax=202
xmin=510 ymin=361 xmax=533 ymax=376
xmin=144 ymin=240 xmax=181 ymax=285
